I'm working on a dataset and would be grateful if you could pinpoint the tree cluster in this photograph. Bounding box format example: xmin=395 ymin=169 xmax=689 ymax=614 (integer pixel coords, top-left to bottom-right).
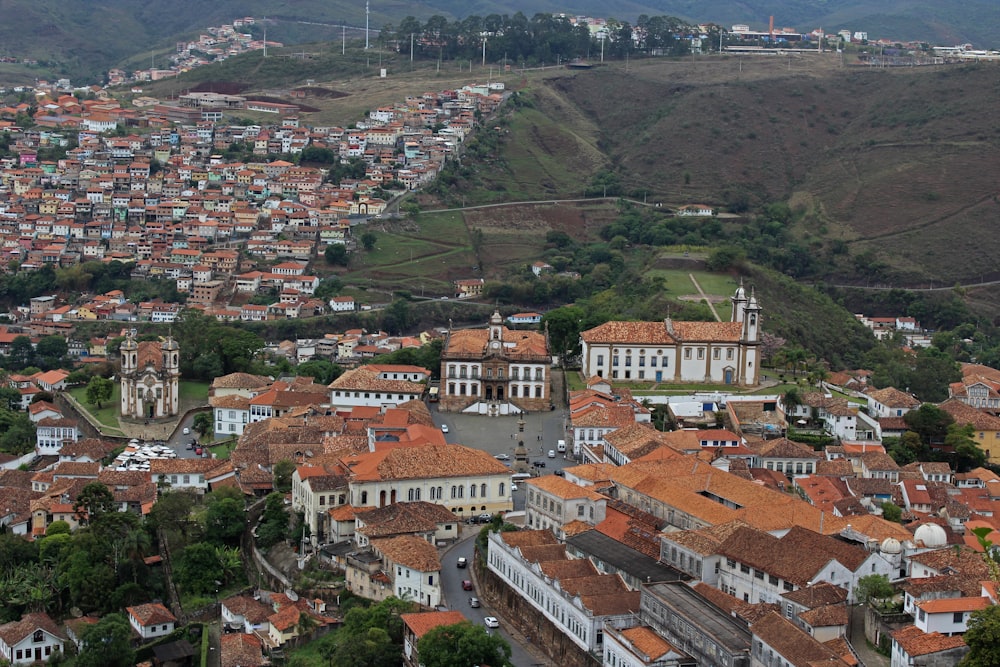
xmin=380 ymin=13 xmax=695 ymax=66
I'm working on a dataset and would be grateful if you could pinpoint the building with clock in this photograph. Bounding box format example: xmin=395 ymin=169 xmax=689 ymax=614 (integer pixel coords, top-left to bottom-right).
xmin=439 ymin=310 xmax=551 ymax=414
xmin=120 ymin=332 xmax=180 ymax=419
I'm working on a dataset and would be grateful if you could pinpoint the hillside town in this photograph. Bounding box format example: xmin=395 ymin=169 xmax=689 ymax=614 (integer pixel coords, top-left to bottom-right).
xmin=0 ymin=285 xmax=999 ymax=666
xmin=1 ymin=11 xmax=1000 ymax=667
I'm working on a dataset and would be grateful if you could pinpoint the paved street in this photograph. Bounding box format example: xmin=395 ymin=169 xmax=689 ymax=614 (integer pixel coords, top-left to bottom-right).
xmin=440 ymin=533 xmax=555 ymax=667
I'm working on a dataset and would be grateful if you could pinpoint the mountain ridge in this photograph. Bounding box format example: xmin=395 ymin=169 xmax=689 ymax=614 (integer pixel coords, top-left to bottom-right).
xmin=0 ymin=0 xmax=995 ymax=83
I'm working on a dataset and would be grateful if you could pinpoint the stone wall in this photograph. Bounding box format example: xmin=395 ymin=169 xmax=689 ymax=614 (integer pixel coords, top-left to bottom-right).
xmin=476 ymin=554 xmax=600 ymax=667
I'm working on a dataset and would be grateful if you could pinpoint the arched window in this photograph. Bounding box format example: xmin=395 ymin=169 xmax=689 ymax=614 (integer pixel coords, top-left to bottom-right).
xmin=470 ymin=484 xmax=477 ymax=498
xmin=451 ymin=485 xmax=457 ymax=499
xmin=499 ymin=482 xmax=506 ymax=496
xmin=360 ymin=491 xmax=368 ymax=504
xmin=481 ymin=483 xmax=487 ymax=497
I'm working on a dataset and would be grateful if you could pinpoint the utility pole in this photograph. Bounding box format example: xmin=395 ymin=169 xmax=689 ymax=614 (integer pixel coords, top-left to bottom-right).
xmin=365 ymin=1 xmax=370 ymax=49
xmin=410 ymin=33 xmax=414 ymax=63
xmin=263 ymin=16 xmax=267 ymax=57
xmin=482 ymin=38 xmax=487 ymax=67
xmin=342 ymin=25 xmax=346 ymax=55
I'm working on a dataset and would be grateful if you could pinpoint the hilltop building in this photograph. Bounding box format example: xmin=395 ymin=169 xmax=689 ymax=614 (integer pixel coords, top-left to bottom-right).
xmin=580 ymin=284 xmax=762 ymax=386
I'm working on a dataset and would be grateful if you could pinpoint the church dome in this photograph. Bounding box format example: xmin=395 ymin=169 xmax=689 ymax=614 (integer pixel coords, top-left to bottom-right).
xmin=880 ymin=537 xmax=902 ymax=554
xmin=489 ymin=309 xmax=503 ymax=326
xmin=161 ymin=336 xmax=179 ymax=350
xmin=913 ymin=523 xmax=947 ymax=548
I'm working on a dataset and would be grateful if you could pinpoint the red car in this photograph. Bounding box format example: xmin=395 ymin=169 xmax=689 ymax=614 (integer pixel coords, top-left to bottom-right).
xmin=462 ymin=580 xmax=473 ymax=591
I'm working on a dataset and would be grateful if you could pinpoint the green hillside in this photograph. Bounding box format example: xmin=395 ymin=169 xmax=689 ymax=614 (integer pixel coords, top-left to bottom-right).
xmin=449 ymin=57 xmax=1000 ymax=289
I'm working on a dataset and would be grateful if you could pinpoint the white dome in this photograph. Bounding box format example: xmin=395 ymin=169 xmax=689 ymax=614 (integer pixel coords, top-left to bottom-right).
xmin=914 ymin=523 xmax=947 ymax=548
xmin=880 ymin=537 xmax=902 ymax=554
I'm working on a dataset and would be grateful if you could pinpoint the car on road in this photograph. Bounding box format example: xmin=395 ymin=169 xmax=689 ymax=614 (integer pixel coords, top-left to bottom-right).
xmin=494 ymin=453 xmax=510 ymax=460
xmin=484 ymin=617 xmax=500 ymax=628
xmin=457 ymin=557 xmax=468 ymax=568
xmin=477 ymin=513 xmax=492 ymax=523
xmin=469 ymin=597 xmax=481 ymax=608
xmin=182 ymin=427 xmax=190 ymax=435
xmin=441 ymin=424 xmax=449 ymax=433
xmin=185 ymin=443 xmax=194 ymax=450
xmin=462 ymin=580 xmax=473 ymax=591
xmin=548 ymin=449 xmax=556 ymax=458
xmin=510 ymin=483 xmax=518 ymax=491
xmin=532 ymin=460 xmax=546 ymax=468
xmin=194 ymin=447 xmax=203 ymax=456
xmin=554 ymin=470 xmax=565 ymax=477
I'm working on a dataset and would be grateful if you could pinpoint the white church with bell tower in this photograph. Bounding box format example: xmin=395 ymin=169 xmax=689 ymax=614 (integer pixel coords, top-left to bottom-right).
xmin=120 ymin=331 xmax=180 ymax=419
xmin=579 ymin=282 xmax=763 ymax=386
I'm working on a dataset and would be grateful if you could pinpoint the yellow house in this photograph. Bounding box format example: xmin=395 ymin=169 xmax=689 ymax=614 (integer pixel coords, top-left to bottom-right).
xmin=939 ymin=398 xmax=1000 ymax=461
xmin=75 ymin=305 xmax=99 ymax=320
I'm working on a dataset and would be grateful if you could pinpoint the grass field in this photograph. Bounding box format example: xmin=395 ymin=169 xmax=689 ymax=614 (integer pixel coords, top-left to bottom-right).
xmin=68 ymin=384 xmax=122 ymax=429
xmin=645 ymin=268 xmax=738 ymax=301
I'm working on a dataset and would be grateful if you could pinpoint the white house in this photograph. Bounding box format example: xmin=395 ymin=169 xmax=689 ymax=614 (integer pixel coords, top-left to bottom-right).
xmin=580 ymin=285 xmax=761 ymax=386
xmin=328 ymin=367 xmax=425 ymax=409
xmin=210 ymin=394 xmax=251 ymax=437
xmin=126 ymin=603 xmax=177 ymax=640
xmin=371 ymin=535 xmax=442 ymax=609
xmin=35 ymin=417 xmax=79 ymax=455
xmin=914 ymin=596 xmax=989 ymax=635
xmin=329 ymin=296 xmax=356 ymax=312
xmin=0 ymin=613 xmax=65 ymax=665
xmin=487 ymin=529 xmax=640 ymax=654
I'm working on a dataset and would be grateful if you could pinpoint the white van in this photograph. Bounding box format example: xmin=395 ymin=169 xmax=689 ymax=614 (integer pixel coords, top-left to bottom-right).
xmin=511 ymin=472 xmax=532 ymax=481
xmin=557 ymin=439 xmax=566 ymax=453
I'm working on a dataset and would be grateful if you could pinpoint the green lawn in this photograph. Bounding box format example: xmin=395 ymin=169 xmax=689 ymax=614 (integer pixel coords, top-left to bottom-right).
xmin=179 ymin=381 xmax=210 ymax=405
xmin=68 ymin=384 xmax=122 ymax=429
xmin=644 ymin=268 xmax=738 ymax=300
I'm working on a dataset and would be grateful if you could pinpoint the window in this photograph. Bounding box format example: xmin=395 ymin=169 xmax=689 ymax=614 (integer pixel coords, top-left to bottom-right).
xmin=684 ymin=348 xmax=691 ymax=359
xmin=481 ymin=483 xmax=487 ymax=497
xmin=361 ymin=491 xmax=368 ymax=504
xmin=697 ymin=348 xmax=705 ymax=360
xmin=535 ymin=387 xmax=542 ymax=398
xmin=713 ymin=348 xmax=720 ymax=359
xmin=470 ymin=484 xmax=477 ymax=498
xmin=613 ymin=355 xmax=619 ymax=366
xmin=741 ymin=563 xmax=750 ymax=573
xmin=727 ymin=348 xmax=734 ymax=360
xmin=727 ymin=558 xmax=736 ymax=568
xmin=650 ymin=356 xmax=657 ymax=367
xmin=625 ymin=356 xmax=632 ymax=367
xmin=754 ymin=569 xmax=764 ymax=580
xmin=499 ymin=482 xmax=505 ymax=496
xmin=578 ymin=505 xmax=585 ymax=517
xmin=954 ymin=612 xmax=964 ymax=623
xmin=596 ymin=354 xmax=604 ymax=366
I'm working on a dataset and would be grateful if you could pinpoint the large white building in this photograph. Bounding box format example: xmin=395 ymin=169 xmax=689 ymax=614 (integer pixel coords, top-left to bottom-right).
xmin=580 ymin=284 xmax=762 ymax=386
xmin=119 ymin=333 xmax=180 ymax=419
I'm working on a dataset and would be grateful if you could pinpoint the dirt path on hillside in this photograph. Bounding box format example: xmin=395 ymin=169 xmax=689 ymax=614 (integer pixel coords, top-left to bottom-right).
xmin=689 ymin=274 xmax=722 ymax=321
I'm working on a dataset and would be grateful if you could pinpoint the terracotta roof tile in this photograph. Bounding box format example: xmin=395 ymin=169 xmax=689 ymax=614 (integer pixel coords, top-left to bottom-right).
xmin=890 ymin=625 xmax=965 ymax=657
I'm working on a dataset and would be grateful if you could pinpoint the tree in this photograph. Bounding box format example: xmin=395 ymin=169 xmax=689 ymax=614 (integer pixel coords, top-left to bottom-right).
xmin=418 ymin=621 xmax=514 ymax=667
xmin=854 ymin=574 xmax=895 ymax=609
xmin=961 ymin=604 xmax=1000 ymax=667
xmin=204 ymin=496 xmax=246 ymax=545
xmin=361 ymin=231 xmax=378 ymax=251
xmin=946 ymin=423 xmax=988 ymax=472
xmin=77 ymin=613 xmax=136 ymax=667
xmin=257 ymin=492 xmax=290 ymax=548
xmin=327 ymin=626 xmax=400 ymax=667
xmin=325 ymin=244 xmax=349 ymax=266
xmin=297 ymin=359 xmax=341 ymax=385
xmin=0 ymin=386 xmax=21 ymax=411
xmin=8 ymin=335 xmax=34 ymax=369
xmin=540 ymin=306 xmax=586 ymax=359
xmin=85 ymin=376 xmax=114 ymax=409
xmin=904 ymin=403 xmax=954 ymax=446
xmin=73 ymin=482 xmax=115 ymax=525
xmin=273 ymin=460 xmax=295 ymax=493
xmin=881 ymin=501 xmax=902 ymax=523
xmin=35 ymin=335 xmax=68 ymax=367
xmin=176 ymin=542 xmax=225 ymax=595
xmin=193 ymin=412 xmax=213 ymax=438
